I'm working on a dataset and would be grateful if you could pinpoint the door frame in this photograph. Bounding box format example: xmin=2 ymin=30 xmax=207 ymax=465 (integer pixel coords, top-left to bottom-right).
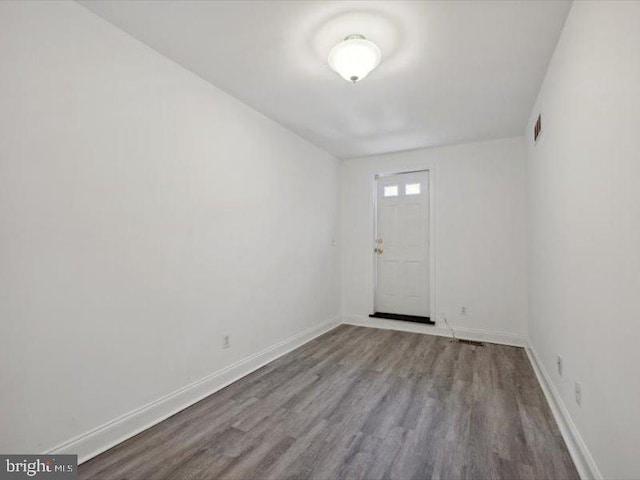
xmin=372 ymin=169 xmax=436 ymax=320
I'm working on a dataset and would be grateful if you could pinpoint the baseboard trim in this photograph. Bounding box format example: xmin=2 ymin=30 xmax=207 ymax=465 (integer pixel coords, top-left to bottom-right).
xmin=525 ymin=346 xmax=602 ymax=480
xmin=342 ymin=315 xmax=527 ymax=347
xmin=46 ymin=316 xmax=341 ymax=464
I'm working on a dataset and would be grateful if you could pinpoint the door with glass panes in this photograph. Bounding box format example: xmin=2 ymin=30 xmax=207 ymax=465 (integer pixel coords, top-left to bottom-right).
xmin=375 ymin=171 xmax=429 ymax=317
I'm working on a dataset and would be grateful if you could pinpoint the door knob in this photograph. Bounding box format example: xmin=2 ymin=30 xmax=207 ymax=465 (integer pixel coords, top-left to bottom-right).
xmin=376 ymin=238 xmax=383 ymax=244
xmin=375 ymin=248 xmax=384 ymax=254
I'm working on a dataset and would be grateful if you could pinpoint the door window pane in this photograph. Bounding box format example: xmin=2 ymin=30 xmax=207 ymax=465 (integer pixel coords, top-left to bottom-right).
xmin=405 ymin=183 xmax=421 ymax=195
xmin=384 ymin=185 xmax=399 ymax=197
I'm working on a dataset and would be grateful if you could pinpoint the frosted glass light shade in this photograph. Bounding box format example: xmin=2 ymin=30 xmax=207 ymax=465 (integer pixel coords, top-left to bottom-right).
xmin=328 ymin=34 xmax=381 ymax=83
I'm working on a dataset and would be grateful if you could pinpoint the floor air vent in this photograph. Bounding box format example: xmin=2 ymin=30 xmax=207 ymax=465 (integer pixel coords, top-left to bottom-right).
xmin=457 ymin=339 xmax=484 ymax=347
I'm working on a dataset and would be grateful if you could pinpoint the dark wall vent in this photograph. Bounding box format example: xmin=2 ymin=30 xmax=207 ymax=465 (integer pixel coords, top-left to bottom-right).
xmin=534 ymin=114 xmax=542 ymax=142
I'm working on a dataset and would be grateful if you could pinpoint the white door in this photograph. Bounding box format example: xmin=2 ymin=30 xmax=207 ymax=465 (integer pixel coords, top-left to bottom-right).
xmin=375 ymin=171 xmax=430 ymax=317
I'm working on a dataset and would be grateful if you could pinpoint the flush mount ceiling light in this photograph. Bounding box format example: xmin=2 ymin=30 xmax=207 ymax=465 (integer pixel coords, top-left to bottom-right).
xmin=328 ymin=34 xmax=382 ymax=83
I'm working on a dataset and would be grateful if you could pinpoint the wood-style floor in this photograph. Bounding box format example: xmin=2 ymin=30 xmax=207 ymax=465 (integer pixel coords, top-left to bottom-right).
xmin=79 ymin=325 xmax=579 ymax=480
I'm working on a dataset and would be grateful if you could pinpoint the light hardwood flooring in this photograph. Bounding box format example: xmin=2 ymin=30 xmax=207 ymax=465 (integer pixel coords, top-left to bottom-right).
xmin=79 ymin=325 xmax=579 ymax=480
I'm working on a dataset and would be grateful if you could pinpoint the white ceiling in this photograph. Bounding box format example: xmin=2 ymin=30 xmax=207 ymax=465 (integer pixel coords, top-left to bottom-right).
xmin=79 ymin=0 xmax=571 ymax=159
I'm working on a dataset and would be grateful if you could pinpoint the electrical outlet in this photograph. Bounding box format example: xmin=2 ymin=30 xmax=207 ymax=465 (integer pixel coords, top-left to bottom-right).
xmin=223 ymin=335 xmax=230 ymax=349
xmin=575 ymin=382 xmax=582 ymax=406
xmin=460 ymin=306 xmax=467 ymax=316
xmin=557 ymin=355 xmax=563 ymax=376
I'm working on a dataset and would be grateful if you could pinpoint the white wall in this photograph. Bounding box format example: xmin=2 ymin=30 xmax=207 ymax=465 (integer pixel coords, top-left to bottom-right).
xmin=0 ymin=1 xmax=339 ymax=456
xmin=340 ymin=137 xmax=527 ymax=343
xmin=525 ymin=2 xmax=640 ymax=478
